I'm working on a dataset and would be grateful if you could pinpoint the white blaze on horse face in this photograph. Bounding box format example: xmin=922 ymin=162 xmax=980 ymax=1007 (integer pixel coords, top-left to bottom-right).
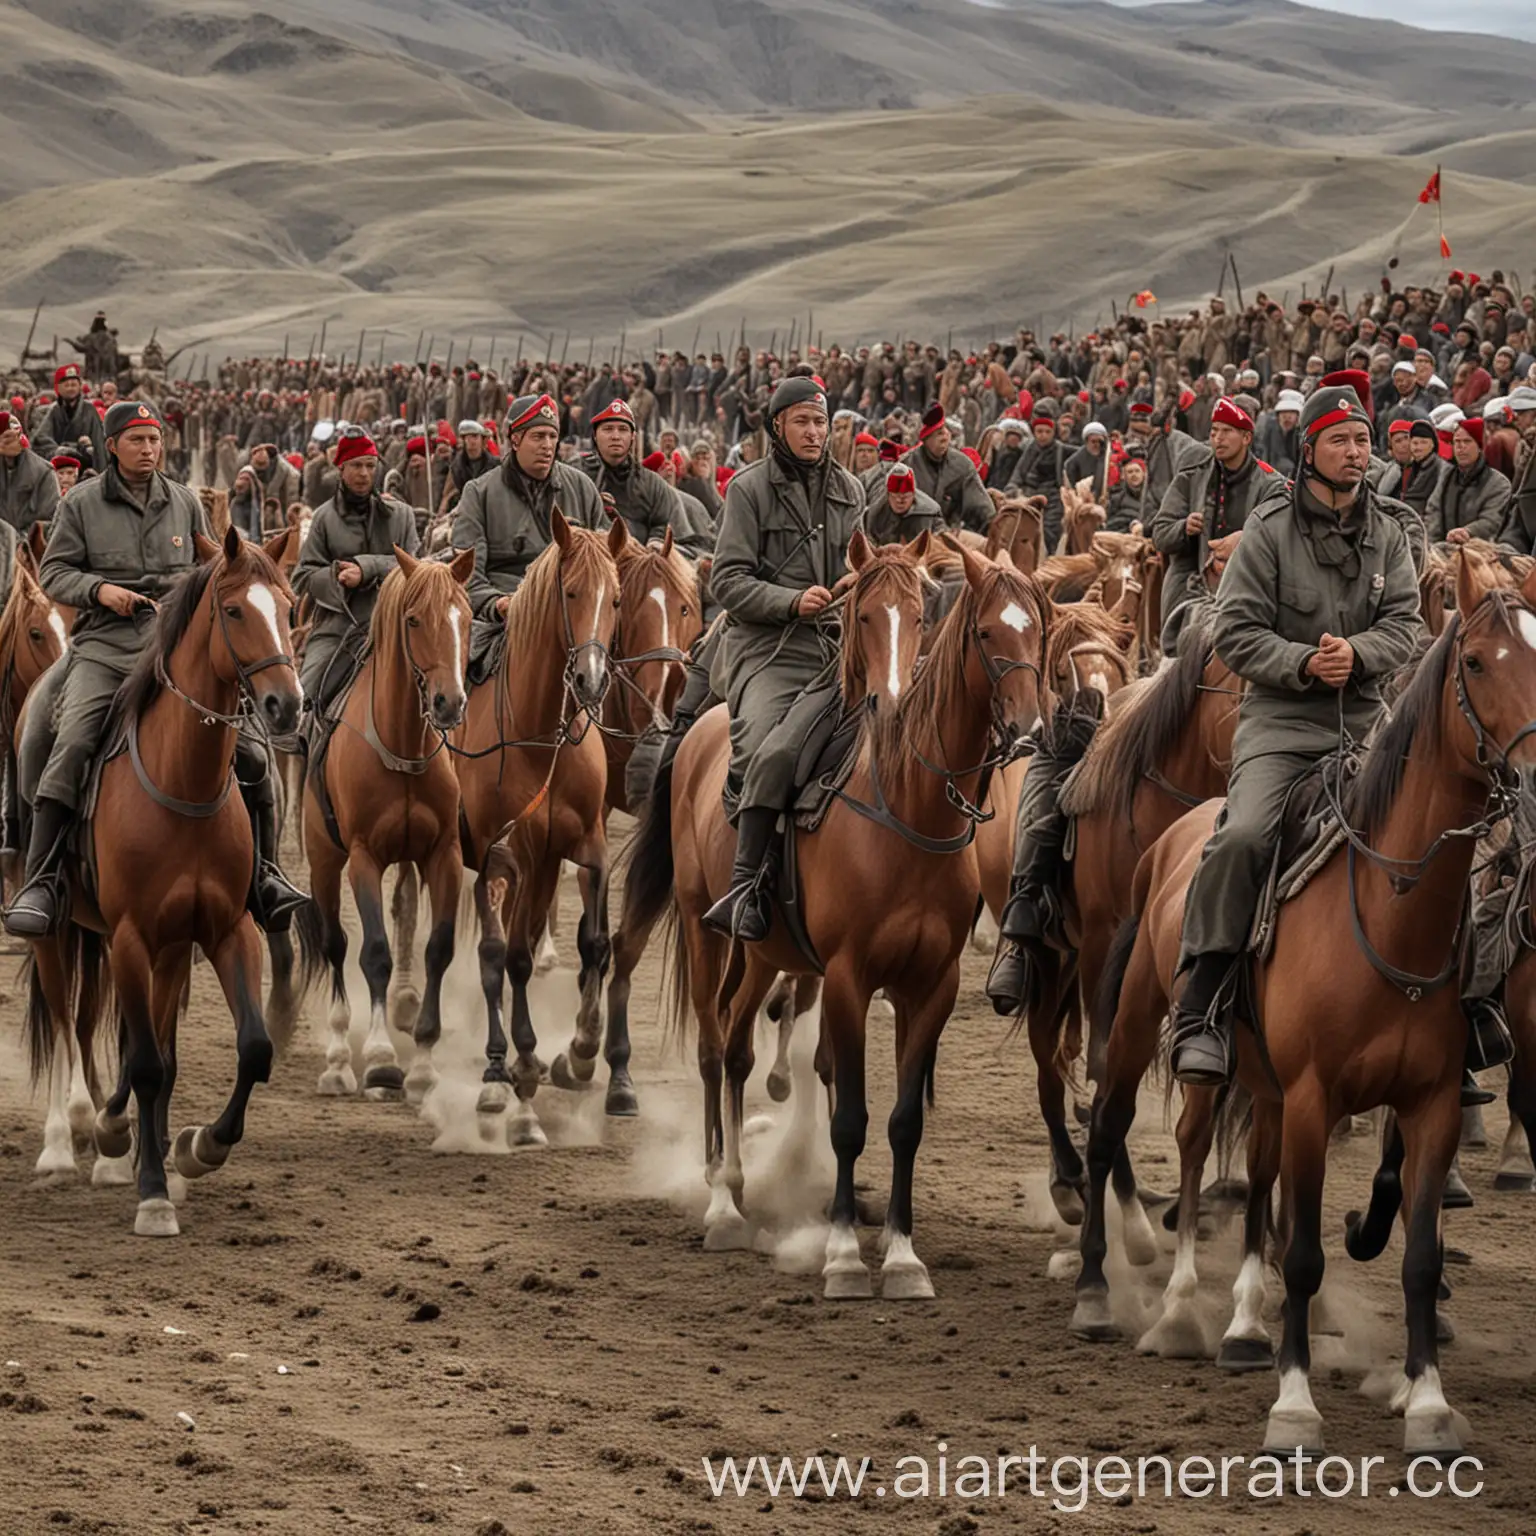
xmin=885 ymin=604 xmax=902 ymax=700
xmin=1518 ymin=609 xmax=1536 ymax=651
xmin=48 ymin=608 xmax=67 ymax=652
xmin=449 ymin=603 xmax=463 ymax=681
xmin=1000 ymin=601 xmax=1030 ymax=632
xmin=648 ymin=585 xmax=670 ymax=652
xmin=246 ymin=582 xmax=281 ymax=652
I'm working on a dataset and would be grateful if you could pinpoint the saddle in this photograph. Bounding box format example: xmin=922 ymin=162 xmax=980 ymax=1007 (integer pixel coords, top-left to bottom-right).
xmin=791 ymin=693 xmax=864 ymax=832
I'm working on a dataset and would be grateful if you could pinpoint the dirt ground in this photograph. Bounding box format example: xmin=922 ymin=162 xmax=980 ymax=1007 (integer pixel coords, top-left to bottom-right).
xmin=3 ymin=839 xmax=1536 ymax=1536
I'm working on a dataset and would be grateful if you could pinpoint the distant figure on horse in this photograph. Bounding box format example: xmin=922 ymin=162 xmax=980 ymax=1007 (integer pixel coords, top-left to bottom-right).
xmin=3 ymin=400 xmax=304 ymax=939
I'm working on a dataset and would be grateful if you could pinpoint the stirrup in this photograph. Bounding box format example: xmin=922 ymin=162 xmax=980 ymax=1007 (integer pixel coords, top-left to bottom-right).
xmin=985 ymin=938 xmax=1032 ymax=1017
xmin=1465 ymin=997 xmax=1515 ymax=1074
xmin=3 ymin=877 xmax=61 ymax=939
xmin=1169 ymin=1010 xmax=1234 ymax=1088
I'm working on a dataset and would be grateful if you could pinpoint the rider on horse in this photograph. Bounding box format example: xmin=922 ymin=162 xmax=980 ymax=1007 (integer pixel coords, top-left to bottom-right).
xmin=293 ymin=427 xmax=420 ymax=716
xmin=3 ymin=400 xmax=305 ymax=939
xmin=1166 ymin=383 xmax=1514 ymax=1096
xmin=700 ymin=375 xmax=866 ymax=942
xmin=578 ymin=398 xmax=704 ymax=554
xmin=450 ymin=392 xmax=605 ymax=683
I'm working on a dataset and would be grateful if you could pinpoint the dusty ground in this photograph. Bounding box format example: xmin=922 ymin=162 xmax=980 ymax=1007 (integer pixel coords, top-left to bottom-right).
xmin=3 ymin=841 xmax=1536 ymax=1536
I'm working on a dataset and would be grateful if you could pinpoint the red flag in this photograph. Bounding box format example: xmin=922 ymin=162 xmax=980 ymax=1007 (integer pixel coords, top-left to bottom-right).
xmin=1418 ymin=170 xmax=1441 ymax=204
xmin=1440 ymin=233 xmax=1452 ymax=260
xmin=1133 ymin=290 xmax=1157 ymax=308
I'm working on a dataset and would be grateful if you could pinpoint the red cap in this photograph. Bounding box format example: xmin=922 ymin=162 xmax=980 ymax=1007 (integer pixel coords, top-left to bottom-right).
xmin=435 ymin=420 xmax=457 ymax=449
xmin=1211 ymin=397 xmax=1254 ymax=433
xmin=1320 ymin=369 xmax=1374 ymax=421
xmin=885 ymin=465 xmax=916 ymax=493
xmin=1017 ymin=388 xmax=1033 ymax=416
xmin=716 ymin=465 xmax=735 ymax=492
xmin=50 ymin=451 xmax=81 ymax=470
xmin=0 ymin=410 xmax=16 ymax=434
xmin=672 ymin=449 xmax=687 ymax=477
xmin=1456 ymin=417 xmax=1484 ymax=448
xmin=54 ymin=363 xmax=81 ymax=387
xmin=507 ymin=393 xmax=559 ymax=434
xmin=854 ymin=431 xmax=878 ymax=447
xmin=405 ymin=435 xmax=427 ymax=456
xmin=591 ymin=398 xmax=635 ymax=429
xmin=1129 ymin=401 xmax=1153 ymax=417
xmin=1177 ymin=387 xmax=1196 ymax=411
xmin=641 ymin=450 xmax=666 ymax=471
xmin=284 ymin=451 xmax=303 ymax=470
xmin=960 ymin=446 xmax=985 ymax=479
xmin=1387 ymin=419 xmax=1413 ymax=436
xmin=337 ymin=433 xmax=379 ymax=466
xmin=918 ymin=403 xmax=946 ymax=442
xmin=878 ymin=438 xmax=902 ymax=462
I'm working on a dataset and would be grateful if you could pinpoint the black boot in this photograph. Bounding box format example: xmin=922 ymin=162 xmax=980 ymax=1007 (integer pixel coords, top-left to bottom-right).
xmin=243 ymin=772 xmax=307 ymax=935
xmin=2 ymin=797 xmax=74 ymax=938
xmin=985 ymin=939 xmax=1033 ymax=1017
xmin=1462 ymin=992 xmax=1514 ymax=1107
xmin=1168 ymin=952 xmax=1238 ymax=1088
xmin=702 ymin=807 xmax=778 ymax=943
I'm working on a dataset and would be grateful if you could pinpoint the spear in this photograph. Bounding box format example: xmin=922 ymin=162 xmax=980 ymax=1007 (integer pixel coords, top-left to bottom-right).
xmin=555 ymin=330 xmax=565 ymax=366
xmin=586 ymin=336 xmax=594 ymax=370
xmin=355 ymin=327 xmax=366 ymax=367
xmin=465 ymin=335 xmax=474 ymax=364
xmin=785 ymin=319 xmax=796 ymax=355
xmin=485 ymin=334 xmax=496 ymax=372
xmin=1321 ymin=263 xmax=1335 ymax=305
xmin=282 ymin=331 xmax=290 ymax=363
xmin=413 ymin=329 xmax=425 ymax=365
xmin=1230 ymin=255 xmax=1245 ymax=310
xmin=1216 ymin=252 xmax=1228 ymax=299
xmin=377 ymin=330 xmax=387 ymax=367
xmin=617 ymin=327 xmax=626 ymax=370
xmin=689 ymin=322 xmax=702 ymax=357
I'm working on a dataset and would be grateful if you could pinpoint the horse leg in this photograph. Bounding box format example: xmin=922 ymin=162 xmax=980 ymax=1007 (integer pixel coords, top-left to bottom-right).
xmin=1262 ymin=1084 xmax=1329 ymax=1455
xmin=264 ymin=929 xmax=300 ymax=1057
xmin=1391 ymin=1088 xmax=1469 ymax=1455
xmin=92 ymin=1016 xmax=136 ymax=1185
xmin=709 ymin=953 xmax=779 ymax=1252
xmin=1072 ymin=934 xmax=1163 ymax=1341
xmin=689 ymin=925 xmax=735 ymax=1239
xmin=535 ymin=874 xmax=561 ymax=974
xmin=110 ymin=932 xmax=176 ymax=1237
xmin=387 ymin=863 xmax=422 ymax=1038
xmin=173 ymin=918 xmax=272 ymax=1181
xmin=473 ymin=872 xmax=515 ymax=1129
xmin=147 ymin=949 xmax=192 ymax=1208
xmin=503 ymin=864 xmax=557 ymax=1147
xmin=764 ymin=974 xmax=802 ymax=1104
xmin=1138 ymin=1086 xmax=1220 ymax=1357
xmin=1496 ymin=1047 xmax=1536 ymax=1191
xmin=310 ymin=841 xmax=355 ymax=1097
xmin=349 ymin=850 xmax=404 ymax=1100
xmin=551 ymin=857 xmax=610 ymax=1091
xmin=1216 ymin=1097 xmax=1281 ymax=1372
xmin=822 ymin=963 xmax=872 ymax=1300
xmin=1029 ymin=977 xmax=1084 ymax=1224
xmin=405 ymin=848 xmax=459 ymax=1106
xmin=601 ymin=913 xmax=647 ymax=1119
xmin=35 ymin=1043 xmax=79 ymax=1180
xmin=880 ymin=968 xmax=960 ymax=1300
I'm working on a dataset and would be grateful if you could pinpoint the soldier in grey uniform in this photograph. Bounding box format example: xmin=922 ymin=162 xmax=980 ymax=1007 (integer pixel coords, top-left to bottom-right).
xmin=292 ymin=428 xmax=420 ymax=716
xmin=701 ymin=376 xmax=866 ymax=942
xmin=903 ymin=403 xmax=992 ymax=533
xmin=576 ymin=398 xmax=696 ymax=552
xmin=3 ymin=400 xmax=304 ymax=938
xmin=451 ymin=392 xmax=604 ymax=682
xmin=1151 ymin=396 xmax=1290 ymax=653
xmin=1167 ymin=383 xmax=1512 ymax=1095
xmin=865 ymin=462 xmax=941 ymax=546
xmin=0 ymin=408 xmax=60 ymax=532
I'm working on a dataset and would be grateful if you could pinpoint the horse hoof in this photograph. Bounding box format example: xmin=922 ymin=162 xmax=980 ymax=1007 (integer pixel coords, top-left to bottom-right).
xmin=549 ymin=1053 xmax=593 ymax=1092
xmin=822 ymin=1265 xmax=873 ymax=1300
xmin=1069 ymin=1293 xmax=1120 ymax=1342
xmin=362 ymin=1064 xmax=405 ymax=1100
xmin=34 ymin=1143 xmax=78 ymax=1180
xmin=1404 ymin=1406 xmax=1464 ymax=1457
xmin=404 ymin=1065 xmax=438 ymax=1107
xmin=94 ymin=1113 xmax=132 ymax=1160
xmin=1441 ymin=1172 xmax=1475 ymax=1211
xmin=1046 ymin=1248 xmax=1080 ymax=1281
xmin=1050 ymin=1181 xmax=1085 ymax=1226
xmin=702 ymin=1214 xmax=752 ymax=1252
xmin=1436 ymin=1310 xmax=1456 ymax=1345
xmin=477 ymin=1082 xmax=511 ymax=1116
xmin=134 ymin=1198 xmax=180 ymax=1238
xmin=1493 ymin=1171 xmax=1536 ymax=1193
xmin=172 ymin=1127 xmax=225 ymax=1180
xmin=510 ymin=1121 xmax=548 ymax=1149
xmin=166 ymin=1170 xmax=189 ymax=1206
xmin=604 ymin=1072 xmax=639 ymax=1118
xmin=1263 ymin=1408 xmax=1324 ymax=1457
xmin=765 ymin=1068 xmax=791 ymax=1104
xmin=316 ymin=1065 xmax=357 ymax=1097
xmin=1217 ymin=1335 xmax=1275 ymax=1373
xmin=91 ymin=1153 xmax=134 ymax=1187
xmin=1461 ymin=1107 xmax=1488 ymax=1149
xmin=880 ymin=1263 xmax=936 ymax=1301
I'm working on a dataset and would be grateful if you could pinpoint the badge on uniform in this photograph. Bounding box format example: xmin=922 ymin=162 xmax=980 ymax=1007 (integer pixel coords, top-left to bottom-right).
xmin=172 ymin=535 xmax=183 ymax=547
xmin=1371 ymin=573 xmax=1384 ymax=590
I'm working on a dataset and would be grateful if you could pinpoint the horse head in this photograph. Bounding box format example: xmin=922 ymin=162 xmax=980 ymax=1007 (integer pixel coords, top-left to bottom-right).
xmin=1450 ymin=552 xmax=1536 ymax=777
xmin=193 ymin=524 xmax=303 ymax=735
xmin=548 ymin=507 xmax=625 ymax=710
xmin=2 ymin=554 xmax=67 ymax=706
xmin=841 ymin=527 xmax=929 ymax=710
xmin=613 ymin=523 xmax=702 ymax=723
xmin=947 ymin=536 xmax=1050 ymax=743
xmin=389 ymin=545 xmax=475 ymax=733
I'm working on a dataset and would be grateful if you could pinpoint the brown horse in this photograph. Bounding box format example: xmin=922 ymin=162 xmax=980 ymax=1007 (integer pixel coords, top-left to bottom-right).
xmin=628 ymin=535 xmax=1049 ymax=1296
xmin=454 ymin=511 xmax=627 ymax=1145
xmin=1059 ymin=480 xmax=1106 ymax=555
xmin=1078 ymin=562 xmax=1536 ymax=1456
xmin=24 ymin=527 xmax=301 ymax=1236
xmin=293 ymin=547 xmax=475 ymax=1102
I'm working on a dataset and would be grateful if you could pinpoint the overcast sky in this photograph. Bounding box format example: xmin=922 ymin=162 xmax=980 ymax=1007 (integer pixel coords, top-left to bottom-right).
xmin=1104 ymin=0 xmax=1536 ymax=42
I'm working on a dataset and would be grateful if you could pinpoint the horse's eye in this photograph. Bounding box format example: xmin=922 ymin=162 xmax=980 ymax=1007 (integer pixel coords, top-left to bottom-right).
xmin=680 ymin=604 xmax=690 ymax=617
xmin=407 ymin=615 xmax=421 ymax=628
xmin=613 ymin=596 xmax=621 ymax=609
xmin=224 ymin=606 xmax=242 ymax=620
xmin=28 ymin=628 xmax=43 ymax=644
xmin=858 ymin=613 xmax=869 ymax=624
xmin=978 ymin=628 xmax=991 ymax=641
xmin=1466 ymin=654 xmax=1484 ymax=675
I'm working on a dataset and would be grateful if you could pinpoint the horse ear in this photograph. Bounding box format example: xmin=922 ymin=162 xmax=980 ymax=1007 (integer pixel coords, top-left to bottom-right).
xmin=193 ymin=531 xmax=221 ymax=565
xmin=994 ymin=546 xmax=1017 ymax=572
xmin=16 ymin=538 xmax=37 ymax=579
xmin=607 ymin=513 xmax=630 ymax=558
xmin=1455 ymin=547 xmax=1484 ymax=621
xmin=661 ymin=525 xmax=674 ymax=559
xmin=449 ymin=545 xmax=476 ymax=585
xmin=394 ymin=544 xmax=420 ymax=577
xmin=847 ymin=527 xmax=871 ymax=573
xmin=28 ymin=521 xmax=47 ymax=566
xmin=551 ymin=506 xmax=573 ymax=553
xmin=958 ymin=538 xmax=991 ymax=594
xmin=906 ymin=529 xmax=931 ymax=562
xmin=222 ymin=523 xmax=242 ymax=563
xmin=261 ymin=527 xmax=293 ymax=568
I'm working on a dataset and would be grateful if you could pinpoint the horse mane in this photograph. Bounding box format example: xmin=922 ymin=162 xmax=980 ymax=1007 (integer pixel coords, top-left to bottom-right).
xmin=502 ymin=526 xmax=616 ymax=665
xmin=1344 ymin=612 xmax=1459 ymax=837
xmin=870 ymin=560 xmax=1047 ymax=775
xmin=1060 ymin=605 xmax=1219 ymax=820
xmin=370 ymin=558 xmax=462 ymax=655
xmin=616 ymin=539 xmax=697 ymax=623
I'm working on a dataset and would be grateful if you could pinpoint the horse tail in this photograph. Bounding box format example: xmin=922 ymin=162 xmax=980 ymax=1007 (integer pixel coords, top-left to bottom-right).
xmin=617 ymin=765 xmax=677 ymax=945
xmin=1344 ymin=1112 xmax=1405 ymax=1263
xmin=659 ymin=906 xmax=689 ymax=1056
xmin=74 ymin=929 xmax=109 ymax=1101
xmin=23 ymin=950 xmax=52 ymax=1085
xmin=291 ymin=896 xmax=333 ymax=1002
xmin=25 ymin=929 xmax=112 ymax=1093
